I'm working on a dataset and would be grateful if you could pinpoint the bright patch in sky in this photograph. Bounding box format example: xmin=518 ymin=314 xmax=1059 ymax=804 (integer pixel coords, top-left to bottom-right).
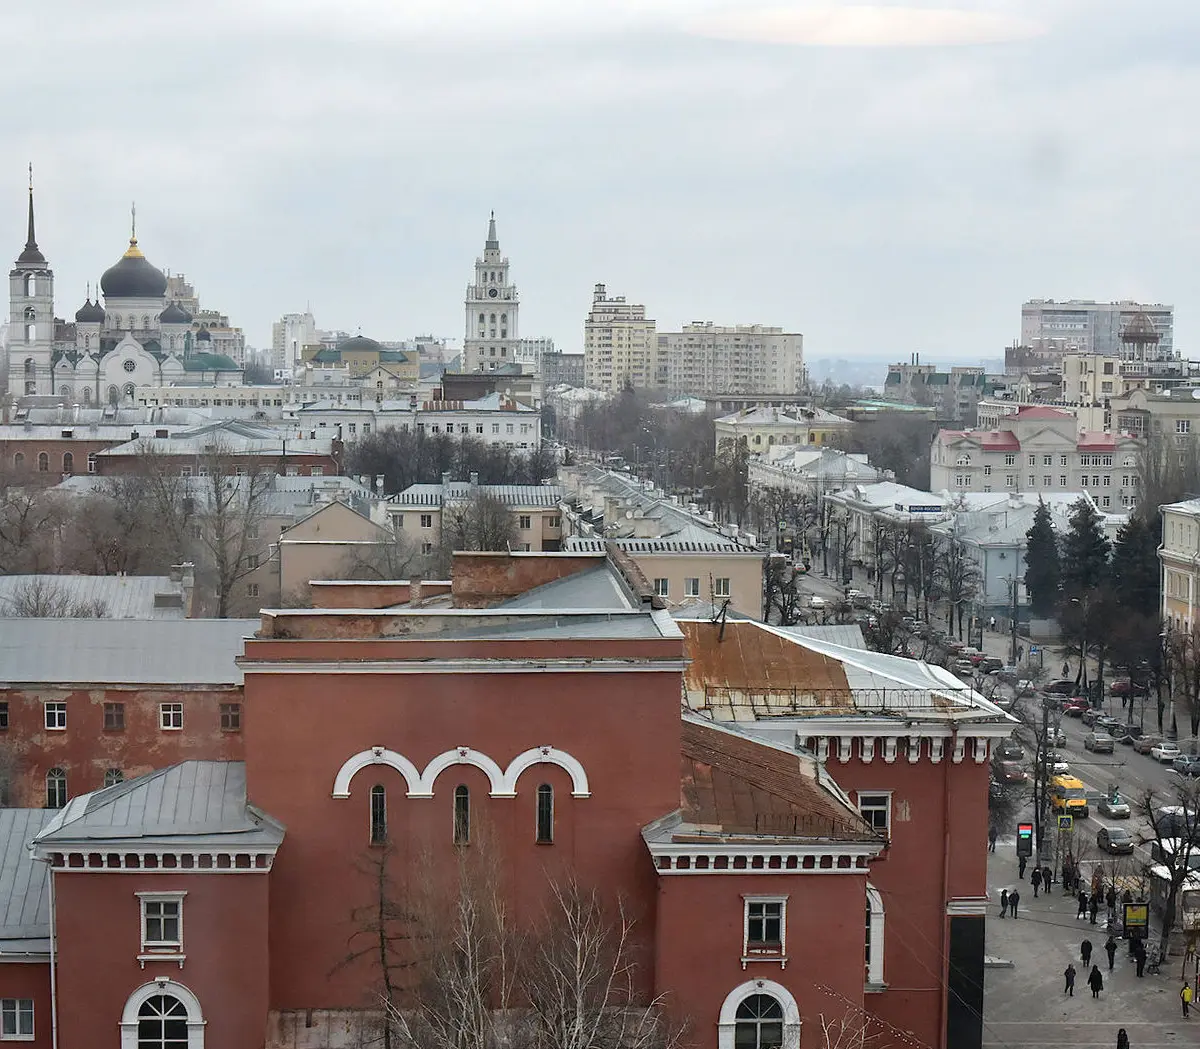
xmin=686 ymin=5 xmax=1047 ymax=47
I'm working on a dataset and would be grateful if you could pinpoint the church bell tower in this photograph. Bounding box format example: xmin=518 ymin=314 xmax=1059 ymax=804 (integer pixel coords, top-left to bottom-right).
xmin=8 ymin=167 xmax=55 ymax=398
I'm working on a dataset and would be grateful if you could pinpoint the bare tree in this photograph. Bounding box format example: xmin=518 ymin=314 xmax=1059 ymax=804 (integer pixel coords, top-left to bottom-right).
xmin=1136 ymin=778 xmax=1200 ymax=964
xmin=435 ymin=492 xmax=518 ymax=574
xmin=762 ymin=555 xmax=804 ymax=626
xmin=341 ymin=533 xmax=421 ymax=582
xmin=1 ymin=578 xmax=108 ymax=618
xmin=0 ymin=471 xmax=63 ymax=573
xmin=937 ymin=538 xmax=982 ymax=640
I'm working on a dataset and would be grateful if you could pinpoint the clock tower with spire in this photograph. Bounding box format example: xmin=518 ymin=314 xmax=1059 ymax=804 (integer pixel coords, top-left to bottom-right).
xmin=463 ymin=212 xmax=520 ymax=373
xmin=8 ymin=167 xmax=55 ymax=397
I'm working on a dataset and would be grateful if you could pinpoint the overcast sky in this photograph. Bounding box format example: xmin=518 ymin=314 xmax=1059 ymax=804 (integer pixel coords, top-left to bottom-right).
xmin=5 ymin=1 xmax=1198 ymax=360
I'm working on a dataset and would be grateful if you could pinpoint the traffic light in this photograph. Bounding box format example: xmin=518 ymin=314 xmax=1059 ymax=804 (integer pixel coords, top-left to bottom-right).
xmin=1016 ymin=822 xmax=1033 ymax=857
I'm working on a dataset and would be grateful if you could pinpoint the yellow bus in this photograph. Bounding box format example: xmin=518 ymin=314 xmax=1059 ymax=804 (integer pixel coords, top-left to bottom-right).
xmin=1050 ymin=775 xmax=1089 ymax=820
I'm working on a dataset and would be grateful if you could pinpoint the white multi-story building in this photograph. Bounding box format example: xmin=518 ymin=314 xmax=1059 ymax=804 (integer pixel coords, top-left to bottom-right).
xmin=930 ymin=405 xmax=1143 ymax=512
xmin=513 ymin=336 xmax=554 ymax=374
xmin=1021 ymin=299 xmax=1174 ymax=359
xmin=660 ymin=322 xmax=804 ymax=396
xmin=272 ymin=311 xmax=317 ymax=373
xmin=583 ymin=283 xmax=660 ymax=393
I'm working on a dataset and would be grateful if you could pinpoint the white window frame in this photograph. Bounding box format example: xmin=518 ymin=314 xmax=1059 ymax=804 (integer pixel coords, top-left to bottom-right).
xmin=137 ymin=891 xmax=186 ymax=960
xmin=159 ymin=703 xmax=183 ymax=731
xmin=653 ymin=578 xmax=669 ymax=598
xmin=0 ymin=998 xmax=33 ymax=1041
xmin=119 ymin=980 xmax=204 ymax=1048
xmin=742 ymin=895 xmax=788 ymax=967
xmin=684 ymin=577 xmax=700 ymax=598
xmin=717 ymin=980 xmax=801 ymax=1049
xmin=44 ymin=702 xmax=65 ymax=731
xmin=857 ymin=790 xmax=892 ymax=839
xmin=865 ymin=884 xmax=886 ymax=989
xmin=714 ymin=577 xmax=731 ymax=598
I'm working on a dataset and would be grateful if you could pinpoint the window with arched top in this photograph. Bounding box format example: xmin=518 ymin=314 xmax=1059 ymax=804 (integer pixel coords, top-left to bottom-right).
xmin=62 ymin=452 xmax=74 ymax=474
xmin=136 ymin=994 xmax=188 ymax=1048
xmin=865 ymin=884 xmax=885 ymax=985
xmin=536 ymin=784 xmax=554 ymax=843
xmin=370 ymin=785 xmax=387 ymax=845
xmin=104 ymin=769 xmax=123 ymax=788
xmin=123 ymin=383 xmax=136 ymax=401
xmin=955 ymin=454 xmax=971 ymax=466
xmin=23 ymin=359 xmax=34 ymax=377
xmin=734 ymin=995 xmax=784 ymax=1049
xmin=46 ymin=768 xmax=67 ymax=809
xmin=23 ymin=274 xmax=34 ymax=296
xmin=453 ymin=785 xmax=470 ymax=846
xmin=23 ymin=306 xmax=34 ymax=322
xmin=37 ymin=452 xmax=48 ymax=472
xmin=13 ymin=453 xmax=23 ymax=470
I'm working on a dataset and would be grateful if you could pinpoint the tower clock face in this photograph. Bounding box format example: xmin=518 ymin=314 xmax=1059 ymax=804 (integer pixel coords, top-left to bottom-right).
xmin=488 ymin=287 xmax=499 ymax=298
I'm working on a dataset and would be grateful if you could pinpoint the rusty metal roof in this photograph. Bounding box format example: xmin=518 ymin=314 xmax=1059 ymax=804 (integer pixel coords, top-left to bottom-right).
xmin=672 ymin=718 xmax=876 ymax=844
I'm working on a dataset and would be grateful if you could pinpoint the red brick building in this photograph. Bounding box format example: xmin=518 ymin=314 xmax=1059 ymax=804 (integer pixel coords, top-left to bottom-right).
xmin=0 ymin=553 xmax=1011 ymax=1048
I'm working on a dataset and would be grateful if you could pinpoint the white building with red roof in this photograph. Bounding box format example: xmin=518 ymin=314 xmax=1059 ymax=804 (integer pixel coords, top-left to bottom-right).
xmin=931 ymin=405 xmax=1142 ymax=511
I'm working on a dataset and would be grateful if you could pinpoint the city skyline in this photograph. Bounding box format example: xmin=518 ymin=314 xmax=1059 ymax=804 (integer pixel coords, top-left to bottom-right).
xmin=5 ymin=1 xmax=1198 ymax=357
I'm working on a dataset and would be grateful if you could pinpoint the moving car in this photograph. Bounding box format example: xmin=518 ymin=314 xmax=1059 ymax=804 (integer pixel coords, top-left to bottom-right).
xmin=998 ymin=761 xmax=1029 ymax=784
xmin=1063 ymin=700 xmax=1089 ymax=718
xmin=1047 ymin=726 xmax=1067 ymax=747
xmin=1098 ymin=794 xmax=1131 ymax=819
xmin=1050 ymin=774 xmax=1089 ymax=819
xmin=1046 ymin=679 xmax=1079 ymax=696
xmin=1133 ymin=735 xmax=1162 ymax=755
xmin=997 ymin=738 xmax=1024 ymax=761
xmin=1045 ymin=752 xmax=1070 ymax=775
xmin=980 ymin=657 xmax=1004 ymax=675
xmin=1151 ymin=742 xmax=1181 ymax=763
xmin=953 ymin=659 xmax=975 ymax=676
xmin=1084 ymin=732 xmax=1115 ymax=754
xmin=1172 ymin=753 xmax=1200 ymax=778
xmin=809 ymin=595 xmax=826 ymax=609
xmin=1081 ymin=709 xmax=1104 ymax=727
xmin=1097 ymin=826 xmax=1135 ymax=855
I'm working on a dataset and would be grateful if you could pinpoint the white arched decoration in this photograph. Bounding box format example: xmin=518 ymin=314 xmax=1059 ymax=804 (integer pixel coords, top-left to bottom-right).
xmin=331 ymin=747 xmax=421 ymax=799
xmin=120 ymin=979 xmax=205 ymax=1048
xmin=499 ymin=746 xmax=591 ymax=797
xmin=717 ymin=978 xmax=801 ymax=1049
xmin=866 ymin=884 xmax=886 ymax=987
xmin=415 ymin=748 xmax=506 ymax=797
xmin=331 ymin=746 xmax=590 ymax=800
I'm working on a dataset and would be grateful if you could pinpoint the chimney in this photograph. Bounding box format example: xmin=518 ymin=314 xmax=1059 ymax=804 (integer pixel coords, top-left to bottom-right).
xmin=469 ymin=472 xmax=479 ymax=487
xmin=441 ymin=471 xmax=451 ymax=487
xmin=172 ymin=562 xmax=196 ymax=616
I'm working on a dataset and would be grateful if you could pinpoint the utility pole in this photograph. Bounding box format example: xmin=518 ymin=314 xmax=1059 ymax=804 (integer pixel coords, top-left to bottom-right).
xmin=1010 ymin=576 xmax=1019 ymax=666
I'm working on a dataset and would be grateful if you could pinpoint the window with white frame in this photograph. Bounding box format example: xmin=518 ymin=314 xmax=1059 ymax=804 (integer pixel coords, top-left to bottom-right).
xmin=684 ymin=577 xmax=700 ymax=598
xmin=743 ymin=896 xmax=786 ymax=961
xmin=0 ymin=998 xmax=32 ymax=1040
xmin=44 ymin=702 xmax=65 ymax=731
xmin=865 ymin=885 xmax=885 ymax=986
xmin=159 ymin=703 xmax=183 ymax=731
xmin=857 ymin=792 xmax=891 ymax=838
xmin=714 ymin=577 xmax=731 ymax=598
xmin=138 ymin=892 xmax=185 ymax=955
xmin=1004 ymin=454 xmax=1015 ymax=466
xmin=653 ymin=578 xmax=669 ymax=597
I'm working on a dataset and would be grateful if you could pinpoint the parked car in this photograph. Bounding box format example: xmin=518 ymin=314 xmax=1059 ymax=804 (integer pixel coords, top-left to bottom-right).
xmin=809 ymin=595 xmax=826 ymax=609
xmin=1097 ymin=826 xmax=1135 ymax=855
xmin=980 ymin=657 xmax=1004 ymax=675
xmin=999 ymin=761 xmax=1029 ymax=784
xmin=1081 ymin=708 xmax=1102 ymax=726
xmin=1045 ymin=752 xmax=1070 ymax=774
xmin=997 ymin=739 xmax=1024 ymax=761
xmin=1098 ymin=716 xmax=1124 ymax=736
xmin=953 ymin=659 xmax=975 ymax=676
xmin=1046 ymin=679 xmax=1079 ymax=696
xmin=1172 ymin=753 xmax=1200 ymax=778
xmin=1109 ymin=677 xmax=1148 ymax=697
xmin=1133 ymin=735 xmax=1163 ymax=755
xmin=1047 ymin=726 xmax=1067 ymax=747
xmin=1116 ymin=724 xmax=1143 ymax=744
xmin=1151 ymin=742 xmax=1181 ymax=763
xmin=1084 ymin=732 xmax=1115 ymax=754
xmin=1098 ymin=794 xmax=1131 ymax=819
xmin=1016 ymin=679 xmax=1036 ymax=697
xmin=996 ymin=664 xmax=1019 ymax=683
xmin=1063 ymin=700 xmax=1089 ymax=718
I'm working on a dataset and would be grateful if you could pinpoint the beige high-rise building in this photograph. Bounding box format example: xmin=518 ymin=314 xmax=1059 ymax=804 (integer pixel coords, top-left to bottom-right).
xmin=583 ymin=283 xmax=661 ymax=393
xmin=660 ymin=322 xmax=803 ymax=396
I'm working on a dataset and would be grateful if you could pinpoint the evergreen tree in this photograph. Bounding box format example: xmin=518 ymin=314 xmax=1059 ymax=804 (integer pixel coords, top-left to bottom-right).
xmin=1024 ymin=498 xmax=1061 ymax=617
xmin=1059 ymin=497 xmax=1111 ymax=597
xmin=1110 ymin=516 xmax=1160 ymax=618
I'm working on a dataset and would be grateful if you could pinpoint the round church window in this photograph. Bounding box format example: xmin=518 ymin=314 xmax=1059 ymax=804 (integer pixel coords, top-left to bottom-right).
xmin=123 ymin=359 xmax=136 ymax=373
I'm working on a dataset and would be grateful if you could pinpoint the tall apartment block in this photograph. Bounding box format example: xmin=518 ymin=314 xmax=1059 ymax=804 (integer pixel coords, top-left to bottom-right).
xmin=1021 ymin=299 xmax=1174 ymax=360
xmin=272 ymin=311 xmax=317 ymax=373
xmin=583 ymin=283 xmax=662 ymax=393
xmin=660 ymin=322 xmax=804 ymax=396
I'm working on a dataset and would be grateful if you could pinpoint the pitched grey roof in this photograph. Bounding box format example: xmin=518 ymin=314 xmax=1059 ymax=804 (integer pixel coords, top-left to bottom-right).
xmin=0 ymin=618 xmax=258 ymax=685
xmin=785 ymin=624 xmax=867 ymax=650
xmin=394 ymin=483 xmax=562 ymax=509
xmin=564 ymin=535 xmax=750 ymax=554
xmin=0 ymin=810 xmax=52 ymax=955
xmin=0 ymin=575 xmax=186 ymax=620
xmin=498 ymin=564 xmax=638 ymax=610
xmin=34 ymin=762 xmax=284 ymax=850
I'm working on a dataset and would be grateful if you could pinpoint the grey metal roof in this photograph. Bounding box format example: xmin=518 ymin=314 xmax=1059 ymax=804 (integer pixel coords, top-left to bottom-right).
xmin=0 ymin=575 xmax=186 ymax=620
xmin=426 ymin=613 xmax=665 ymax=642
xmin=564 ymin=535 xmax=748 ymax=554
xmin=785 ymin=624 xmax=867 ymax=650
xmin=394 ymin=483 xmax=563 ymax=509
xmin=0 ymin=810 xmax=52 ymax=951
xmin=0 ymin=618 xmax=258 ymax=685
xmin=498 ymin=565 xmax=638 ymax=610
xmin=35 ymin=761 xmax=284 ymax=848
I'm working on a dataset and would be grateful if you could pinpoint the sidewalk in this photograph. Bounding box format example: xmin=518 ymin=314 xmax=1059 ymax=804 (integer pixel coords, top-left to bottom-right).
xmin=985 ymin=840 xmax=1192 ymax=1046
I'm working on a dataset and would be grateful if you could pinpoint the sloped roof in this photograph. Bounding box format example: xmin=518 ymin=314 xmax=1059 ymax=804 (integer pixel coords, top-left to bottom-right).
xmin=1014 ymin=406 xmax=1073 ymax=420
xmin=0 ymin=810 xmax=52 ymax=955
xmin=394 ymin=483 xmax=562 ymax=509
xmin=497 ymin=564 xmax=638 ymax=610
xmin=0 ymin=575 xmax=185 ymax=620
xmin=34 ymin=761 xmax=284 ymax=849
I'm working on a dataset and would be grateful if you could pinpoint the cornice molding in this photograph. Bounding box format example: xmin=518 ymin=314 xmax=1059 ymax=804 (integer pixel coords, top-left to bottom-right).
xmin=647 ymin=840 xmax=881 ymax=876
xmin=239 ymin=659 xmax=687 ymax=676
xmin=35 ymin=848 xmax=277 ymax=873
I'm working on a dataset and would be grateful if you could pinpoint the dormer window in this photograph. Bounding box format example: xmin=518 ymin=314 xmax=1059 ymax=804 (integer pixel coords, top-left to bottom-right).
xmin=955 ymin=454 xmax=971 ymax=466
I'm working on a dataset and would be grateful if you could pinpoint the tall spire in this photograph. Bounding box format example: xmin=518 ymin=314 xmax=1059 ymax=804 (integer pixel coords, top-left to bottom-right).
xmin=123 ymin=201 xmax=144 ymax=259
xmin=17 ymin=163 xmax=46 ymax=265
xmin=485 ymin=210 xmax=499 ymax=251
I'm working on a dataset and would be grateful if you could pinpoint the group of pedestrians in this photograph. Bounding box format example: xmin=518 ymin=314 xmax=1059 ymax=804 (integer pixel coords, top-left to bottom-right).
xmin=1062 ymin=960 xmax=1105 ymax=998
xmin=998 ymin=888 xmax=1020 ymax=918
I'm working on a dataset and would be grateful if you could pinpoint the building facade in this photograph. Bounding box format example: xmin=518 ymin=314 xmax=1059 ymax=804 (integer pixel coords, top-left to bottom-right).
xmin=583 ymin=283 xmax=661 ymax=393
xmin=387 ymin=481 xmax=564 ymax=555
xmin=881 ymin=361 xmax=997 ymax=424
xmin=1021 ymin=299 xmax=1174 ymax=359
xmin=462 ymin=214 xmax=520 ymax=374
xmin=1160 ymin=498 xmax=1200 ymax=631
xmin=660 ymin=322 xmax=804 ymax=397
xmin=271 ymin=311 xmax=317 ymax=373
xmin=714 ymin=406 xmax=855 ymax=453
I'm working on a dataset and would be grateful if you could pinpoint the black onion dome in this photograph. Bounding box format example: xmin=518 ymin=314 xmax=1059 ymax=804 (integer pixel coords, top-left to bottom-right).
xmin=195 ymin=329 xmax=212 ymax=342
xmin=101 ymin=238 xmax=168 ymax=299
xmin=159 ymin=302 xmax=192 ymax=324
xmin=74 ymin=298 xmax=106 ymax=323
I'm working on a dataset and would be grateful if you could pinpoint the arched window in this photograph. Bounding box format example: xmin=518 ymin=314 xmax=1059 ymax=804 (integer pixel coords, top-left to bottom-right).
xmin=107 ymin=385 xmax=120 ymax=405
xmin=370 ymin=785 xmax=387 ymax=845
xmin=23 ymin=274 xmax=34 ymax=296
xmin=142 ymin=315 xmax=150 ymax=329
xmin=104 ymin=769 xmax=123 ymax=788
xmin=23 ymin=306 xmax=34 ymax=322
xmin=453 ymin=785 xmax=470 ymax=846
xmin=37 ymin=452 xmax=48 ymax=472
xmin=87 ymin=452 xmax=97 ymax=474
xmin=46 ymin=768 xmax=67 ymax=809
xmin=136 ymin=994 xmax=188 ymax=1047
xmin=84 ymin=334 xmax=90 ymax=349
xmin=489 ymin=313 xmax=496 ymax=324
xmin=12 ymin=453 xmax=23 ymax=470
xmin=82 ymin=387 xmax=92 ymax=405
xmin=23 ymin=358 xmax=34 ymax=378
xmin=536 ymin=783 xmax=554 ymax=843
xmin=735 ymin=995 xmax=784 ymax=1049
xmin=62 ymin=452 xmax=74 ymax=474
xmin=865 ymin=885 xmax=885 ymax=985
xmin=123 ymin=383 xmax=136 ymax=401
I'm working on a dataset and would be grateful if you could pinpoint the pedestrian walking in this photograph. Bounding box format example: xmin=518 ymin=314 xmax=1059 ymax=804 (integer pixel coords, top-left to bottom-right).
xmin=1078 ymin=890 xmax=1089 ymax=918
xmin=1117 ymin=1028 xmax=1130 ymax=1049
xmin=1019 ymin=855 xmax=1027 ymax=879
xmin=988 ymin=824 xmax=997 ymax=853
xmin=1106 ymin=885 xmax=1117 ymax=920
xmin=989 ymin=616 xmax=996 ymax=631
xmin=1088 ymin=965 xmax=1104 ymax=998
xmin=1064 ymin=962 xmax=1076 ymax=996
xmin=1062 ymin=859 xmax=1074 ymax=894
xmin=1182 ymin=980 xmax=1193 ymax=1018
xmin=1122 ymin=888 xmax=1133 ymax=905
xmin=1043 ymin=864 xmax=1053 ymax=889
xmin=1134 ymin=940 xmax=1146 ymax=978
xmin=1031 ymin=867 xmax=1042 ymax=897
xmin=1089 ymin=895 xmax=1100 ymax=924
xmin=1105 ymin=935 xmax=1118 ymax=971
xmin=1063 ymin=661 xmax=1070 ymax=677
xmin=999 ymin=889 xmax=1009 ymax=918
xmin=1009 ymin=890 xmax=1020 ymax=918
xmin=1081 ymin=938 xmax=1093 ymax=967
